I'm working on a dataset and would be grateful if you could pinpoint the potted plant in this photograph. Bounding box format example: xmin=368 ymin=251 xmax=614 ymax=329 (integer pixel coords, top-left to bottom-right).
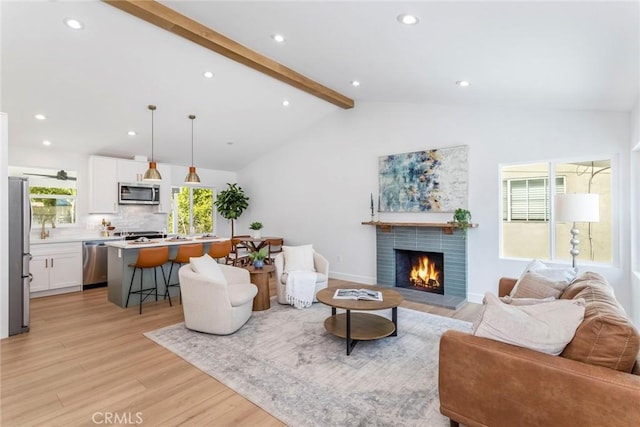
xmin=248 ymin=247 xmax=268 ymax=269
xmin=249 ymin=221 xmax=263 ymax=239
xmin=214 ymin=183 xmax=249 ymax=237
xmin=452 ymin=208 xmax=472 ymax=236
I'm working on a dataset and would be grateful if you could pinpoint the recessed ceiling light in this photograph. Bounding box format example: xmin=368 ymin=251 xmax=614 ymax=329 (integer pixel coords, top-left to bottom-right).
xmin=42 ymin=140 xmax=51 ymax=146
xmin=271 ymin=34 xmax=285 ymax=43
xmin=63 ymin=18 xmax=84 ymax=30
xmin=127 ymin=131 xmax=137 ymax=136
xmin=456 ymin=80 xmax=471 ymax=87
xmin=351 ymin=80 xmax=360 ymax=87
xmin=226 ymin=141 xmax=234 ymax=145
xmin=397 ymin=14 xmax=419 ymax=25
xmin=34 ymin=114 xmax=47 ymax=120
xmin=203 ymin=71 xmax=214 ymax=79
xmin=282 ymin=100 xmax=290 ymax=107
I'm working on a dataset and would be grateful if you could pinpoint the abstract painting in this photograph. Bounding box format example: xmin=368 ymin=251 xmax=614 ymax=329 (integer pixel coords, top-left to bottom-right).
xmin=378 ymin=145 xmax=468 ymax=213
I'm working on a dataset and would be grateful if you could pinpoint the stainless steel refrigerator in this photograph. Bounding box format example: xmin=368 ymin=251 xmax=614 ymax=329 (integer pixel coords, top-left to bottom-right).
xmin=8 ymin=177 xmax=31 ymax=335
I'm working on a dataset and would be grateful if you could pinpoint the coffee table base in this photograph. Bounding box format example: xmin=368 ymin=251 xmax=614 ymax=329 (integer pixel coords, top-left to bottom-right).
xmin=324 ymin=310 xmax=397 ymax=355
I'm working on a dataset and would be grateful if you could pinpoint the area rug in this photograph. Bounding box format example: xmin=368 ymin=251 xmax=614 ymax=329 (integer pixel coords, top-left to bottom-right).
xmin=145 ymin=299 xmax=472 ymax=426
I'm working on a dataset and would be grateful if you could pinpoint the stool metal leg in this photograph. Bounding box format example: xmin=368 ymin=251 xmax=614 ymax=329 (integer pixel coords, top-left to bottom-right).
xmin=125 ymin=267 xmax=138 ymax=308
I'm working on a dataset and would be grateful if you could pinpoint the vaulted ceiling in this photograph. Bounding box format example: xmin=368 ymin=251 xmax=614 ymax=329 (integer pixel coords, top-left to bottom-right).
xmin=2 ymin=1 xmax=638 ymax=171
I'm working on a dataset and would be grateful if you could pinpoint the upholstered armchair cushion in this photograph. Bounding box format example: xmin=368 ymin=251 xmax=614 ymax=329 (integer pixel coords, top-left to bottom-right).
xmin=179 ymin=264 xmax=257 ymax=335
xmin=274 ymin=251 xmax=329 ymax=304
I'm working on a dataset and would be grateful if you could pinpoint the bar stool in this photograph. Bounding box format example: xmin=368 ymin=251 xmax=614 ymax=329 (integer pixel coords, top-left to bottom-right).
xmin=208 ymin=240 xmax=232 ymax=263
xmin=166 ymin=243 xmax=204 ymax=305
xmin=126 ymin=246 xmax=169 ymax=315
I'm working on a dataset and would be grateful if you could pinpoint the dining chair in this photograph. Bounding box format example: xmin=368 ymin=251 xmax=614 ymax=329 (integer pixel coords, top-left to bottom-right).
xmin=228 ymin=235 xmax=251 ymax=267
xmin=266 ymin=238 xmax=284 ymax=265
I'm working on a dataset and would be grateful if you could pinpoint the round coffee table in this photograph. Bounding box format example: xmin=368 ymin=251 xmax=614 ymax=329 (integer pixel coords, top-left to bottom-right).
xmin=316 ymin=285 xmax=403 ymax=355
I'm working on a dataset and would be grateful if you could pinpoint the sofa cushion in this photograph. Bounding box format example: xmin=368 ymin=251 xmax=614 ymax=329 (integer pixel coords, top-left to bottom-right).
xmin=282 ymin=244 xmax=316 ymax=273
xmin=560 ymin=272 xmax=640 ymax=373
xmin=473 ymin=292 xmax=585 ymax=355
xmin=510 ymin=259 xmax=577 ymax=297
xmin=190 ymin=254 xmax=227 ymax=285
xmin=510 ymin=272 xmax=571 ymax=299
xmin=500 ymin=295 xmax=556 ymax=305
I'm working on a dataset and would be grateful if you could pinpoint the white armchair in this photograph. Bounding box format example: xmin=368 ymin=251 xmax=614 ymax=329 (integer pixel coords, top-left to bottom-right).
xmin=178 ymin=263 xmax=257 ymax=335
xmin=274 ymin=252 xmax=329 ymax=304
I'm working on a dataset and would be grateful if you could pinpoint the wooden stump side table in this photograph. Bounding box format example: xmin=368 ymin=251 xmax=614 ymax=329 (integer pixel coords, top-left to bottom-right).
xmin=244 ymin=264 xmax=275 ymax=311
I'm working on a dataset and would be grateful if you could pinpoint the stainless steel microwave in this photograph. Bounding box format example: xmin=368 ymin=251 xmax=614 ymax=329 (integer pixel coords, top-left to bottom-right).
xmin=118 ymin=182 xmax=160 ymax=205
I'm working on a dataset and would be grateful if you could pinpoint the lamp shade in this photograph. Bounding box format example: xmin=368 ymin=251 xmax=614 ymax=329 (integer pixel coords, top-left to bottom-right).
xmin=555 ymin=193 xmax=599 ymax=223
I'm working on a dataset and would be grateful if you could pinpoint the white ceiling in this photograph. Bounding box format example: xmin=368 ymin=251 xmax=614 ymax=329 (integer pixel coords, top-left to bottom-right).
xmin=2 ymin=1 xmax=638 ymax=171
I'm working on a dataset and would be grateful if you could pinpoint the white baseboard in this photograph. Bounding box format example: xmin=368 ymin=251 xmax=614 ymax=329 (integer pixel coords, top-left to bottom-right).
xmin=328 ymin=271 xmax=376 ymax=285
xmin=467 ymin=292 xmax=484 ymax=304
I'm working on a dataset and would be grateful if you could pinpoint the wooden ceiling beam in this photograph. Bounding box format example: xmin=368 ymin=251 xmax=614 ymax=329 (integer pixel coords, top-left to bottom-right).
xmin=103 ymin=0 xmax=354 ymax=109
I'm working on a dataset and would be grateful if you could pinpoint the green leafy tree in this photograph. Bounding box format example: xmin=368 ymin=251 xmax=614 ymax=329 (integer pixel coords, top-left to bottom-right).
xmin=214 ymin=183 xmax=249 ymax=237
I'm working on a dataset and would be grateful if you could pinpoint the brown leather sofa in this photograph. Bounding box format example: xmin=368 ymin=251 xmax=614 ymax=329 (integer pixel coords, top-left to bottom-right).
xmin=439 ymin=273 xmax=640 ymax=427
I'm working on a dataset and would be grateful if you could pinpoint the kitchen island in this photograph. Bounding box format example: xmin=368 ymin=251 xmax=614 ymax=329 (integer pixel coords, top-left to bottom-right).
xmin=105 ymin=237 xmax=229 ymax=308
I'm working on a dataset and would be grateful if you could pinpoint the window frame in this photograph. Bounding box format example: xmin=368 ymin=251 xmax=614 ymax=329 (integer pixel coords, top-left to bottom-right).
xmin=499 ymin=155 xmax=618 ymax=267
xmin=169 ymin=185 xmax=216 ymax=236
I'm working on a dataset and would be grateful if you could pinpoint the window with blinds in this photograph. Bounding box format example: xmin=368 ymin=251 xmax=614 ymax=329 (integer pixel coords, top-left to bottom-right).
xmin=503 ymin=177 xmax=566 ymax=221
xmin=501 ymin=159 xmax=612 ymax=264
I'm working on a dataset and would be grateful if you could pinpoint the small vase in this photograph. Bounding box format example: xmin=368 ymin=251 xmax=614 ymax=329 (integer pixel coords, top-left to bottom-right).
xmin=253 ymin=230 xmax=261 ymax=239
xmin=253 ymin=259 xmax=264 ymax=269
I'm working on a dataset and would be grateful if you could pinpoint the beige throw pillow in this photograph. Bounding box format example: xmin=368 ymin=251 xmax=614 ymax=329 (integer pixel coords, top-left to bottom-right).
xmin=473 ymin=292 xmax=585 ymax=355
xmin=282 ymin=245 xmax=316 ymax=273
xmin=190 ymin=254 xmax=227 ymax=285
xmin=510 ymin=259 xmax=577 ymax=297
xmin=510 ymin=272 xmax=571 ymax=299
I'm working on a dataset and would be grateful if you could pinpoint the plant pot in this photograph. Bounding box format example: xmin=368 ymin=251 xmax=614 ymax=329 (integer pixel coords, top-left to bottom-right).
xmin=253 ymin=260 xmax=264 ymax=269
xmin=253 ymin=230 xmax=261 ymax=239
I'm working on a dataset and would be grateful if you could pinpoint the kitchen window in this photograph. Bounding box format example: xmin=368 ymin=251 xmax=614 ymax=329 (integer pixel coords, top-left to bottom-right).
xmin=168 ymin=186 xmax=215 ymax=235
xmin=8 ymin=166 xmax=77 ymax=225
xmin=501 ymin=159 xmax=612 ymax=263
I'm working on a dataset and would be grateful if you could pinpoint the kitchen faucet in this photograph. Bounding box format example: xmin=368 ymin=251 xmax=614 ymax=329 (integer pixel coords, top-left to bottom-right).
xmin=40 ymin=216 xmax=56 ymax=239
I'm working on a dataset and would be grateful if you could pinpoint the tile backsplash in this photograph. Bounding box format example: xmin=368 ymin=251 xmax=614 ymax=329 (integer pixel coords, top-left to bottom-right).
xmin=85 ymin=205 xmax=168 ymax=233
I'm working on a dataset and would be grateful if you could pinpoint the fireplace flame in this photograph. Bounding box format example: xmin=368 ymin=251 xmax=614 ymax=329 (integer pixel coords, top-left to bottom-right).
xmin=409 ymin=256 xmax=441 ymax=288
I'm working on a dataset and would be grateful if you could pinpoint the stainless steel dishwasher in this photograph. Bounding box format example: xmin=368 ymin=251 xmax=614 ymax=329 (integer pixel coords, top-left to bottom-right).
xmin=82 ymin=241 xmax=108 ymax=287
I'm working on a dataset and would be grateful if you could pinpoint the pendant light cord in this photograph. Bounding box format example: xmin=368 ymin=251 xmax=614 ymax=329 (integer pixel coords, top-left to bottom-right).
xmin=189 ymin=114 xmax=196 ymax=165
xmin=148 ymin=104 xmax=157 ymax=162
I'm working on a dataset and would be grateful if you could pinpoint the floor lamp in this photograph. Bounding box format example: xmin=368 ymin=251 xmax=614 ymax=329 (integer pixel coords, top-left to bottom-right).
xmin=555 ymin=193 xmax=600 ymax=268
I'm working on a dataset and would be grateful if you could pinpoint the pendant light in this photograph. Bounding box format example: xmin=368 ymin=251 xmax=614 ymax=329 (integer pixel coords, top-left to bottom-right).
xmin=184 ymin=114 xmax=201 ymax=184
xmin=143 ymin=104 xmax=162 ymax=181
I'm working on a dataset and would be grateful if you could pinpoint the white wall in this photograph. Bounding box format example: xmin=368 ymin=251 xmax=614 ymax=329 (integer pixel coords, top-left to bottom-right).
xmin=630 ymin=95 xmax=640 ymax=326
xmin=237 ymin=102 xmax=633 ymax=315
xmin=1 ymin=113 xmax=9 ymax=338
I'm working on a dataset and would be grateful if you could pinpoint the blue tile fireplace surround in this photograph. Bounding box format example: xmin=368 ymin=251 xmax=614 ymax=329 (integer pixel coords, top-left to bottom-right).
xmin=375 ymin=224 xmax=467 ymax=309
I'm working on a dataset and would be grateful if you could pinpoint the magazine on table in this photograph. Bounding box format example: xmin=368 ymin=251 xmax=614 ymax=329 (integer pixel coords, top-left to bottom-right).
xmin=333 ymin=288 xmax=383 ymax=301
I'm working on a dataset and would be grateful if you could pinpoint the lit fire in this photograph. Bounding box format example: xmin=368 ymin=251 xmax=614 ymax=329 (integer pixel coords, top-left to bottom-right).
xmin=409 ymin=256 xmax=441 ymax=289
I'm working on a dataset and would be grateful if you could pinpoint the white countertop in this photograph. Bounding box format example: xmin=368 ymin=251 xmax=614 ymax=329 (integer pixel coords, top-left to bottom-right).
xmin=31 ymin=234 xmax=123 ymax=245
xmin=105 ymin=236 xmax=228 ymax=249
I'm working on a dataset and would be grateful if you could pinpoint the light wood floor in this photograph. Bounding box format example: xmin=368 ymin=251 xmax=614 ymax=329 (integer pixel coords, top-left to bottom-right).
xmin=1 ymin=278 xmax=481 ymax=426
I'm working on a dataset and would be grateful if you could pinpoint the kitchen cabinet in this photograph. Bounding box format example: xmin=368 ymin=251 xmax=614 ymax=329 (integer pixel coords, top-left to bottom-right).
xmin=30 ymin=242 xmax=82 ymax=296
xmin=88 ymin=156 xmax=118 ymax=213
xmin=117 ymin=159 xmax=147 ymax=183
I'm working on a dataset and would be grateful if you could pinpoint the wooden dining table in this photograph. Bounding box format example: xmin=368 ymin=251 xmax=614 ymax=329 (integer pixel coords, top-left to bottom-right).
xmin=237 ymin=236 xmax=282 ymax=252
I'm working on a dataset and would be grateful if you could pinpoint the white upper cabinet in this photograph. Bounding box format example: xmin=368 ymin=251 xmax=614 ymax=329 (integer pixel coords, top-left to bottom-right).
xmin=116 ymin=159 xmax=147 ymax=183
xmin=88 ymin=156 xmax=118 ymax=213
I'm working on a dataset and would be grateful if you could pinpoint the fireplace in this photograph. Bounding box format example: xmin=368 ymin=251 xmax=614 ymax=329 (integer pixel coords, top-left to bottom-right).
xmin=395 ymin=249 xmax=444 ymax=295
